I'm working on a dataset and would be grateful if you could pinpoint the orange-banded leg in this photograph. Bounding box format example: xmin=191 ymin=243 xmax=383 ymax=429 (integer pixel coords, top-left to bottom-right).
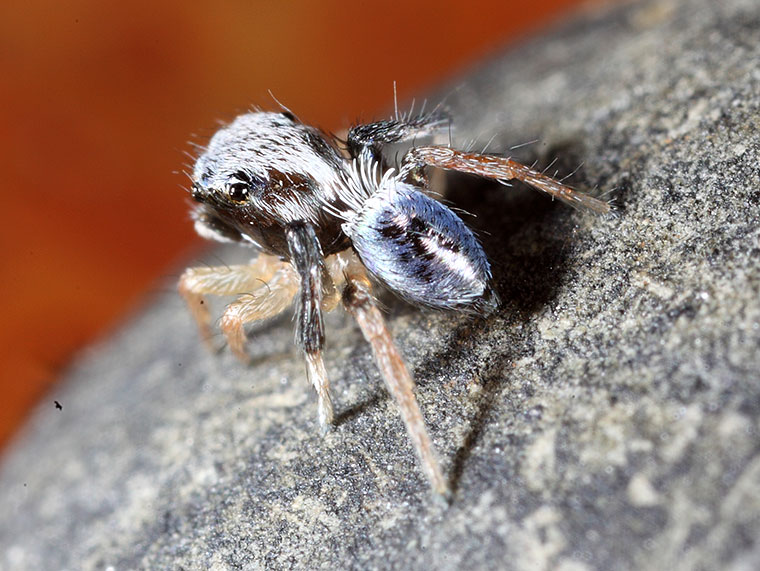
xmin=403 ymin=146 xmax=612 ymax=214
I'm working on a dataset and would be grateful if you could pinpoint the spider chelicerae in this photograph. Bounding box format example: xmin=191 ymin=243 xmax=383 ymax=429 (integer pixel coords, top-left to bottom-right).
xmin=179 ymin=106 xmax=610 ymax=499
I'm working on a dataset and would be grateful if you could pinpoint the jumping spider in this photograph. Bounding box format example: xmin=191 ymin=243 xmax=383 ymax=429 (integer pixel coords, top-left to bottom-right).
xmin=179 ymin=107 xmax=610 ymax=499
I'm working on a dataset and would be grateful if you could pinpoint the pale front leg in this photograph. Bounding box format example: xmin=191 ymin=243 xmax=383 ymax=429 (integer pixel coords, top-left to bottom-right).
xmin=178 ymin=253 xmax=290 ymax=353
xmin=219 ymin=265 xmax=300 ymax=362
xmin=341 ymin=261 xmax=450 ymax=499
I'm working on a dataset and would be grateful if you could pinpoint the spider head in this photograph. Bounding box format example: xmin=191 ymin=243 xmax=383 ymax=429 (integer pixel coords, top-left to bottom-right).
xmin=189 ymin=111 xmax=351 ymax=255
xmin=190 ymin=112 xmax=302 ymax=210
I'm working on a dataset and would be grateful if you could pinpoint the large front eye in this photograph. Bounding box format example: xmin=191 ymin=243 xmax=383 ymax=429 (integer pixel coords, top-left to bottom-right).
xmin=228 ymin=182 xmax=249 ymax=203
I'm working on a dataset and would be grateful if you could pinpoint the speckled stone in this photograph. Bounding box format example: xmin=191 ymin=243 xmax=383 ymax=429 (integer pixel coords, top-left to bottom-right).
xmin=2 ymin=0 xmax=759 ymax=569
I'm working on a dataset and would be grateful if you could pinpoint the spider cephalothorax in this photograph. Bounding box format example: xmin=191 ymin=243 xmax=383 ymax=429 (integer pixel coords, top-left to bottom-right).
xmin=180 ymin=108 xmax=610 ymax=498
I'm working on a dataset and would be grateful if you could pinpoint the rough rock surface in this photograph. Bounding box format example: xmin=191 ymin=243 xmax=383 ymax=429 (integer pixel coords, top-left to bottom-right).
xmin=2 ymin=0 xmax=759 ymax=569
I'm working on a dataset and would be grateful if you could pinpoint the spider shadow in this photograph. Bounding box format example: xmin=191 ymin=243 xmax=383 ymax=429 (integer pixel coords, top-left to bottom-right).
xmin=442 ymin=168 xmax=578 ymax=315
xmin=416 ymin=171 xmax=580 ymax=493
xmin=334 ymin=391 xmax=386 ymax=427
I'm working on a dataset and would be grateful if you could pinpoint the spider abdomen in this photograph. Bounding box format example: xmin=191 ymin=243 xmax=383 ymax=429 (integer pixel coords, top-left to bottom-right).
xmin=344 ymin=183 xmax=495 ymax=311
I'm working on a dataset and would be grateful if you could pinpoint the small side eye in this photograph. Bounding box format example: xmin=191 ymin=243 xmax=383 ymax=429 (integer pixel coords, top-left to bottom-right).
xmin=228 ymin=182 xmax=249 ymax=203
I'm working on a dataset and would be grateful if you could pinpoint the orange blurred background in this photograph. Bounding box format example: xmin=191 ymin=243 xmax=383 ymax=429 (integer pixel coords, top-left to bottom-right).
xmin=0 ymin=0 xmax=590 ymax=450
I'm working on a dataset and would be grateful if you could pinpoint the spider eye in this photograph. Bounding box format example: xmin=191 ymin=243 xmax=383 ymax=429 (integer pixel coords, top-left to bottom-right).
xmin=228 ymin=182 xmax=250 ymax=203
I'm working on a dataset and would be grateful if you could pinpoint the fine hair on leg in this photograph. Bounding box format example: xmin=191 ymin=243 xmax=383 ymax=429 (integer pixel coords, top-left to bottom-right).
xmin=341 ymin=261 xmax=450 ymax=499
xmin=219 ymin=265 xmax=300 ymax=362
xmin=402 ymin=146 xmax=612 ymax=213
xmin=178 ymin=254 xmax=290 ymax=352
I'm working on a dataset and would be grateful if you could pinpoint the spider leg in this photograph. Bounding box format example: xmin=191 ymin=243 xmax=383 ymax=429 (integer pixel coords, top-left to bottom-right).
xmin=219 ymin=266 xmax=300 ymax=362
xmin=402 ymin=146 xmax=612 ymax=214
xmin=346 ymin=109 xmax=450 ymax=164
xmin=341 ymin=257 xmax=450 ymax=499
xmin=178 ymin=254 xmax=287 ymax=352
xmin=286 ymin=222 xmax=334 ymax=431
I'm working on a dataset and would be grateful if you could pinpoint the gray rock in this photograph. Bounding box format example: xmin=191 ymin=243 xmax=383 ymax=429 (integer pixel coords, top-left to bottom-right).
xmin=2 ymin=0 xmax=759 ymax=569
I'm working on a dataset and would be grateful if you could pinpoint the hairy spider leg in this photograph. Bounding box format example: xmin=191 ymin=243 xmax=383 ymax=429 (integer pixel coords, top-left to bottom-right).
xmin=346 ymin=110 xmax=451 ymax=164
xmin=178 ymin=254 xmax=292 ymax=357
xmin=341 ymin=255 xmax=450 ymax=499
xmin=402 ymin=146 xmax=612 ymax=214
xmin=219 ymin=267 xmax=300 ymax=362
xmin=286 ymin=222 xmax=335 ymax=430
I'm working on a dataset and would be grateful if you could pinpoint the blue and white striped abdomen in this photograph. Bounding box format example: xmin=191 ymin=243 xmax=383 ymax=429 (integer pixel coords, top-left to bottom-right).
xmin=343 ymin=182 xmax=496 ymax=311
